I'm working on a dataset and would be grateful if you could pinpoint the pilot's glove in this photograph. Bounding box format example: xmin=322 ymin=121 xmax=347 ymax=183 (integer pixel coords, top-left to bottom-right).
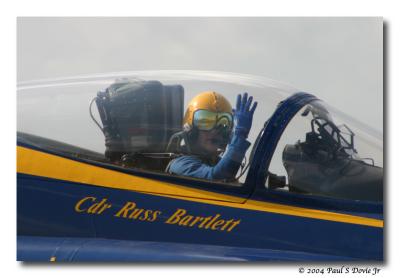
xmin=233 ymin=92 xmax=257 ymax=139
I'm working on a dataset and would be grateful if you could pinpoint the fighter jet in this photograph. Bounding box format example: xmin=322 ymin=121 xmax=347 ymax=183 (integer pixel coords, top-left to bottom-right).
xmin=17 ymin=71 xmax=383 ymax=261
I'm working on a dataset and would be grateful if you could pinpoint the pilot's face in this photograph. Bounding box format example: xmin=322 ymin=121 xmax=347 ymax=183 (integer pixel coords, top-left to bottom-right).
xmin=197 ymin=129 xmax=227 ymax=156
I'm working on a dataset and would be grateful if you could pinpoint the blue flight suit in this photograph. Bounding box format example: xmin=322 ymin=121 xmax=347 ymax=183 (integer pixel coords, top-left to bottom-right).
xmin=168 ymin=134 xmax=250 ymax=180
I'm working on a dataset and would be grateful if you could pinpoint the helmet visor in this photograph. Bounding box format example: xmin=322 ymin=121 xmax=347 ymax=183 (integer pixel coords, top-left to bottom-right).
xmin=193 ymin=110 xmax=233 ymax=131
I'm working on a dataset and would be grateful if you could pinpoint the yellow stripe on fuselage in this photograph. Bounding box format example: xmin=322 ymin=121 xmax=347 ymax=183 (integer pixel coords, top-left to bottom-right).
xmin=17 ymin=146 xmax=384 ymax=228
xmin=17 ymin=146 xmax=243 ymax=203
xmin=147 ymin=193 xmax=383 ymax=228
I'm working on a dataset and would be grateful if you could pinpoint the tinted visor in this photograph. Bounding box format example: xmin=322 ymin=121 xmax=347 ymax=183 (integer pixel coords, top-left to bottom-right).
xmin=193 ymin=110 xmax=233 ymax=131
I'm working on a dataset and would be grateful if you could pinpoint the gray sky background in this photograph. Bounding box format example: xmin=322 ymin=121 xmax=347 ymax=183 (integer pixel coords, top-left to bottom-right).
xmin=17 ymin=17 xmax=383 ymax=132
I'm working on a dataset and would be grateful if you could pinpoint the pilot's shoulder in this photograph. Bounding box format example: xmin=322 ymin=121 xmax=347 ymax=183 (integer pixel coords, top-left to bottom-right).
xmin=168 ymin=155 xmax=204 ymax=174
xmin=170 ymin=155 xmax=203 ymax=166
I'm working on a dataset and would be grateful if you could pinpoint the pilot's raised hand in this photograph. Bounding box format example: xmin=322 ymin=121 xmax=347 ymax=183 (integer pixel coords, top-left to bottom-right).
xmin=233 ymin=92 xmax=257 ymax=138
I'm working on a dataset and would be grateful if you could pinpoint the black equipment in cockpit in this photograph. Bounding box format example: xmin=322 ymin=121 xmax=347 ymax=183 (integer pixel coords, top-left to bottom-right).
xmin=282 ymin=117 xmax=383 ymax=202
xmin=92 ymin=79 xmax=184 ymax=167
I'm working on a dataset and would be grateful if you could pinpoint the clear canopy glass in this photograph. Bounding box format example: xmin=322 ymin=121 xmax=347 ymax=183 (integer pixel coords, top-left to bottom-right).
xmin=17 ymin=70 xmax=383 ymax=187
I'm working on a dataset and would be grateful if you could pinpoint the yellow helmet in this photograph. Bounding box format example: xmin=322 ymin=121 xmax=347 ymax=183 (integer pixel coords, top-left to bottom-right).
xmin=183 ymin=91 xmax=233 ymax=131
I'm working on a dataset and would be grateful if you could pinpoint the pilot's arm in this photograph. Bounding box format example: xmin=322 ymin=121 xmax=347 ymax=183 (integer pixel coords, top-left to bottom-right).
xmin=168 ymin=134 xmax=250 ymax=180
xmin=168 ymin=93 xmax=257 ymax=180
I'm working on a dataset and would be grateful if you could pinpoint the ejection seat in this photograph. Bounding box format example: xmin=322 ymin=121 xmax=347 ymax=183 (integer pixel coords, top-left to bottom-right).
xmin=93 ymin=78 xmax=184 ymax=172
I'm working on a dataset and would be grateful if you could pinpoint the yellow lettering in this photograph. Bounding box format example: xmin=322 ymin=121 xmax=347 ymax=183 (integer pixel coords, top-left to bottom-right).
xmin=198 ymin=216 xmax=212 ymax=228
xmin=205 ymin=214 xmax=221 ymax=229
xmin=114 ymin=202 xmax=136 ymax=218
xmin=97 ymin=204 xmax=112 ymax=214
xmin=211 ymin=220 xmax=226 ymax=230
xmin=165 ymin=209 xmax=186 ymax=224
xmin=220 ymin=219 xmax=234 ymax=231
xmin=129 ymin=208 xmax=143 ymax=219
xmin=88 ymin=198 xmax=108 ymax=214
xmin=75 ymin=197 xmax=96 ymax=213
xmin=148 ymin=211 xmax=162 ymax=222
xmin=179 ymin=215 xmax=194 ymax=226
xmin=189 ymin=216 xmax=204 ymax=227
xmin=138 ymin=210 xmax=151 ymax=221
xmin=227 ymin=220 xmax=241 ymax=232
xmin=129 ymin=208 xmax=144 ymax=219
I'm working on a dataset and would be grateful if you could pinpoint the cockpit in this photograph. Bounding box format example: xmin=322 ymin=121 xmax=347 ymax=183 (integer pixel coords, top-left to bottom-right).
xmin=269 ymin=101 xmax=383 ymax=201
xmin=17 ymin=71 xmax=383 ymax=202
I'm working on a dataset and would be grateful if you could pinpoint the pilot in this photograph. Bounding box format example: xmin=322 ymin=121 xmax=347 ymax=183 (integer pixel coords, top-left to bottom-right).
xmin=167 ymin=91 xmax=257 ymax=181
